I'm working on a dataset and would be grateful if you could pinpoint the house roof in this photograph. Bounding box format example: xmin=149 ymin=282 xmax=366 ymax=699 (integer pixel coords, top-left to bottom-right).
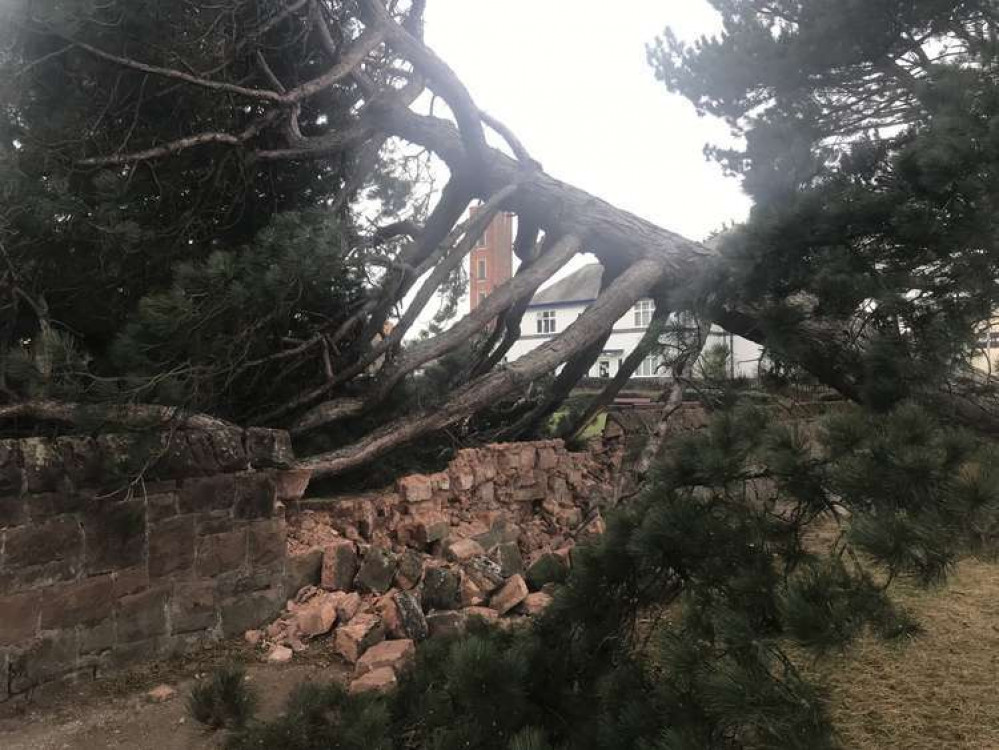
xmin=530 ymin=263 xmax=603 ymax=306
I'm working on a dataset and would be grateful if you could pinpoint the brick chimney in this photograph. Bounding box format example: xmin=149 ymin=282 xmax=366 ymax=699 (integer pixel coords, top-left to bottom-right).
xmin=469 ymin=208 xmax=514 ymax=311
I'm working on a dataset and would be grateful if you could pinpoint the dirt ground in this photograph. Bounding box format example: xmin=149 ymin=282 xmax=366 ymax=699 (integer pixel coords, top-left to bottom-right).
xmin=1 ymin=559 xmax=996 ymax=749
xmin=0 ymin=641 xmax=349 ymax=750
xmin=806 ymin=557 xmax=999 ymax=750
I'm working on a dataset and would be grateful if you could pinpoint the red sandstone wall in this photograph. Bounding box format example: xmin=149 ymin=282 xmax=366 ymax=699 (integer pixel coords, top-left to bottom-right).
xmin=0 ymin=427 xmax=306 ymax=701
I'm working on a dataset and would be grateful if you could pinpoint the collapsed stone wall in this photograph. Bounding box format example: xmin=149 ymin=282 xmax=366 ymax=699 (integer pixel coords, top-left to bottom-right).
xmin=0 ymin=427 xmax=308 ymax=701
xmin=0 ymin=428 xmax=621 ymax=700
xmin=262 ymin=439 xmax=619 ymax=693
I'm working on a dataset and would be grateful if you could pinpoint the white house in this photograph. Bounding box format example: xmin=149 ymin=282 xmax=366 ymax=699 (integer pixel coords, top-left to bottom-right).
xmin=505 ymin=263 xmax=764 ymax=379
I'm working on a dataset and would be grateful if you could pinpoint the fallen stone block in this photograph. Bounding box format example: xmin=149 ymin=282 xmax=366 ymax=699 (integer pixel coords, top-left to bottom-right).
xmin=422 ymin=566 xmax=461 ymax=611
xmin=331 ymin=591 xmax=362 ymax=623
xmin=392 ymin=590 xmax=429 ymax=641
xmin=349 ymin=666 xmax=397 ymax=695
xmin=397 ymin=475 xmax=432 ymax=503
xmin=334 ymin=613 xmax=385 ymax=663
xmin=462 ymin=606 xmax=499 ymax=622
xmin=463 ymin=555 xmax=505 ymax=594
xmin=518 ymin=591 xmax=553 ymax=617
xmin=444 ymin=537 xmax=485 ymax=564
xmin=354 ymin=639 xmax=415 ymax=677
xmin=354 ymin=546 xmax=397 ymax=594
xmin=488 ymin=541 xmax=524 ymax=578
xmin=267 ymin=644 xmax=293 ymax=663
xmin=320 ymin=538 xmax=357 ymax=592
xmin=394 ymin=549 xmax=424 ymax=590
xmin=295 ymin=594 xmax=338 ymax=638
xmin=491 ymin=574 xmax=529 ymax=615
xmin=459 ymin=573 xmax=485 ymax=607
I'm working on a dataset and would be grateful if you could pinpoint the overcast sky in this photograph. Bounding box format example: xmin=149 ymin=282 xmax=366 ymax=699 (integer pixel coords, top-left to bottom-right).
xmin=405 ymin=1 xmax=752 ymax=328
xmin=424 ymin=0 xmax=751 ymax=241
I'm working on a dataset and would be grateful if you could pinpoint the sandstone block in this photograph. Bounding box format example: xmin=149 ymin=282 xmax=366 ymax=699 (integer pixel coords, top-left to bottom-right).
xmin=148 ymin=515 xmax=196 ymax=578
xmin=170 ymin=580 xmax=217 ymax=634
xmin=272 ymin=469 xmax=311 ymax=502
xmin=117 ymin=586 xmax=169 ymax=643
xmin=450 ymin=464 xmax=475 ymax=492
xmin=334 ymin=613 xmax=385 ymax=663
xmin=397 ymin=475 xmax=432 ymax=503
xmin=459 ymin=573 xmax=485 ymax=607
xmin=463 ymin=555 xmax=505 ymax=594
xmin=519 ymin=446 xmax=537 ymax=471
xmin=491 ymin=574 xmax=529 ymax=615
xmin=512 ymin=484 xmax=546 ymax=503
xmin=537 ymin=447 xmax=558 ymax=470
xmin=179 ymin=475 xmax=238 ymax=514
xmin=354 ymin=546 xmax=397 ymax=594
xmin=476 ymin=481 xmax=495 ymax=504
xmin=462 ymin=606 xmax=499 ymax=621
xmin=332 ymin=591 xmax=362 ymax=623
xmin=0 ymin=591 xmax=40 ymax=646
xmin=219 ymin=588 xmax=283 ymax=636
xmin=394 ymin=549 xmax=424 ymax=590
xmin=5 ymin=515 xmax=82 ymax=571
xmin=295 ymin=594 xmax=338 ymax=638
xmin=444 ymin=537 xmax=485 ymax=564
xmin=246 ymin=427 xmax=294 ymax=469
xmin=349 ymin=666 xmax=396 ymax=694
xmin=234 ymin=473 xmax=276 ymax=519
xmin=355 ymin=638 xmax=414 ymax=677
xmin=320 ymin=538 xmax=358 ymax=591
xmin=267 ymin=644 xmax=293 ymax=663
xmin=519 ymin=591 xmax=553 ymax=617
xmin=422 ymin=567 xmax=461 ymax=611
xmin=40 ymin=575 xmax=113 ymax=630
xmin=196 ymin=529 xmax=247 ymax=577
xmin=392 ymin=590 xmax=428 ymax=641
xmin=286 ymin=548 xmax=323 ymax=594
xmin=488 ymin=541 xmax=524 ymax=578
xmin=249 ymin=518 xmax=286 ymax=567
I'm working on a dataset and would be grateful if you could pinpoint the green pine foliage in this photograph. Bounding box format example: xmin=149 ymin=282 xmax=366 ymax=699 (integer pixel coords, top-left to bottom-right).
xmin=650 ymin=1 xmax=999 ymax=408
xmin=227 ymin=403 xmax=999 ymax=749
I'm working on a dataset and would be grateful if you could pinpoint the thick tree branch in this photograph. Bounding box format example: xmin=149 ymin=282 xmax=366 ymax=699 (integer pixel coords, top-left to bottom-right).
xmin=297 ymin=255 xmax=670 ymax=477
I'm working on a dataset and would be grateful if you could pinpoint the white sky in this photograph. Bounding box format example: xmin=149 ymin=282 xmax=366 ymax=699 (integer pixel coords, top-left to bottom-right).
xmin=406 ymin=0 xmax=752 ymax=329
xmin=424 ymin=0 xmax=750 ymax=241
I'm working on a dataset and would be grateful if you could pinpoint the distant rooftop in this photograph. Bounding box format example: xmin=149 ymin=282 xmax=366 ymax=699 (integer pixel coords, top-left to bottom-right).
xmin=530 ymin=263 xmax=603 ymax=306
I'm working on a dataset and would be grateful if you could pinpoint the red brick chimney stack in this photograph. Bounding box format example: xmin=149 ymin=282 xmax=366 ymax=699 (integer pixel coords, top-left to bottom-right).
xmin=468 ymin=207 xmax=514 ymax=311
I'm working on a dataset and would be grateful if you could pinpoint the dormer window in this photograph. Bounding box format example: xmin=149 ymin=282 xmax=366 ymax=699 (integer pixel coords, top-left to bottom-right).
xmin=537 ymin=310 xmax=557 ymax=334
xmin=633 ymin=299 xmax=654 ymax=327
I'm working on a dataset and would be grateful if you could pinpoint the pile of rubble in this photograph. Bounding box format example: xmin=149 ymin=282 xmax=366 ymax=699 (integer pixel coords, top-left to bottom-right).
xmin=248 ymin=439 xmax=615 ymax=694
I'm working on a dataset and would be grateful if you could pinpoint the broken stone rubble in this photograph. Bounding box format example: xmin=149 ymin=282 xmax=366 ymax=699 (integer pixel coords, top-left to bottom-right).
xmin=251 ymin=438 xmax=615 ymax=694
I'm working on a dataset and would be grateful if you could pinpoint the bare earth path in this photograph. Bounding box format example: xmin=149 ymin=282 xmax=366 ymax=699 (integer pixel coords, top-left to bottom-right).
xmin=0 ymin=642 xmax=348 ymax=750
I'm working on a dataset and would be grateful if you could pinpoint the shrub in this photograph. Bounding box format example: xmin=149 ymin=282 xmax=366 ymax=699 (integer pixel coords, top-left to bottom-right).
xmin=188 ymin=666 xmax=257 ymax=730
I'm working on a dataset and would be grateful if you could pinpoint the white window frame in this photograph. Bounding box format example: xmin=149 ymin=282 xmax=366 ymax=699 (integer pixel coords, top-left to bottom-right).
xmin=536 ymin=309 xmax=557 ymax=335
xmin=636 ymin=354 xmax=662 ymax=377
xmin=633 ymin=299 xmax=654 ymax=327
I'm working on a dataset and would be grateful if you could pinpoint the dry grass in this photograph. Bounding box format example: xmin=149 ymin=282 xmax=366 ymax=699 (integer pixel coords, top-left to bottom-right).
xmin=803 ymin=558 xmax=999 ymax=749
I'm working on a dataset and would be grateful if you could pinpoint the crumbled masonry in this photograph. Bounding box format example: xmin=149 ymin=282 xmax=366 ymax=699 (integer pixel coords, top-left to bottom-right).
xmin=253 ymin=437 xmax=622 ymax=691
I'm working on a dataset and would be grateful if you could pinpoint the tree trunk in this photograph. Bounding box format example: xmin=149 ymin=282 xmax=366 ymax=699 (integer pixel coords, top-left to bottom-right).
xmin=298 ymin=256 xmax=670 ymax=477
